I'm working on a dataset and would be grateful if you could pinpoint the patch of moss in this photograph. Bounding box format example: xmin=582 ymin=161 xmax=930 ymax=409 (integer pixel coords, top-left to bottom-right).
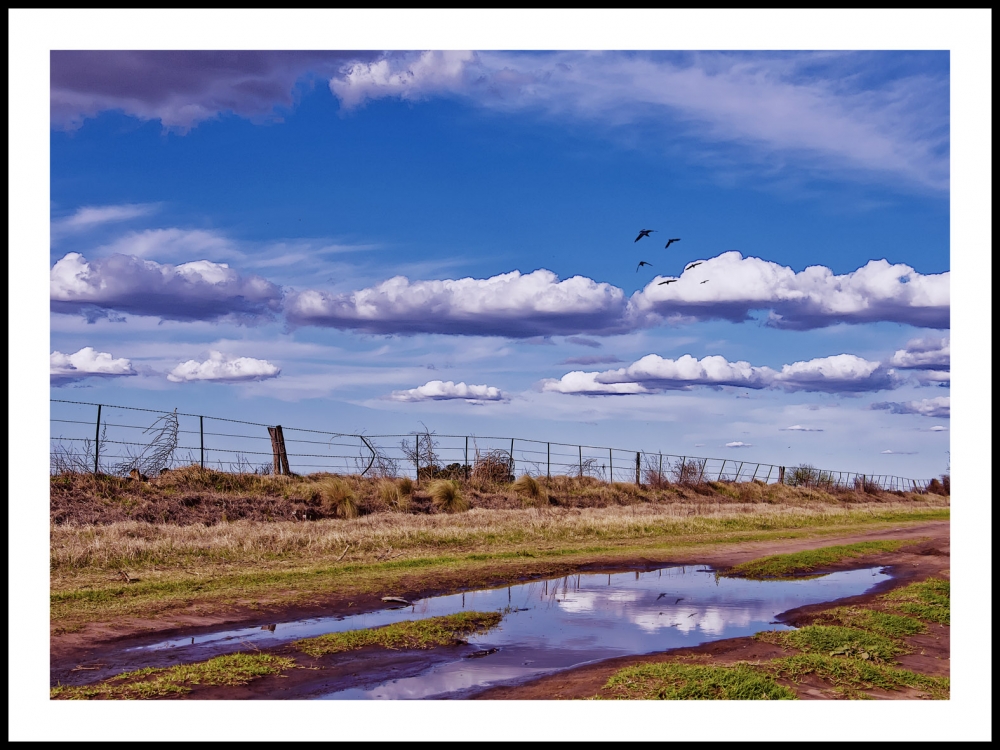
xmin=600 ymin=661 xmax=796 ymax=700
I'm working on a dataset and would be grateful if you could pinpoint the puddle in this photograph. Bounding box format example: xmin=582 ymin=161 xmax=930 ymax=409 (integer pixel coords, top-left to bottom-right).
xmin=71 ymin=564 xmax=890 ymax=697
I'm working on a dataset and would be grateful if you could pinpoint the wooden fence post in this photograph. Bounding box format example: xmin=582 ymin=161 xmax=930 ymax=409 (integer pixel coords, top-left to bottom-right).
xmin=275 ymin=426 xmax=290 ymax=475
xmin=268 ymin=426 xmax=290 ymax=475
xmin=93 ymin=404 xmax=102 ymax=475
xmin=268 ymin=427 xmax=281 ymax=475
xmin=778 ymin=466 xmax=786 ymax=484
xmin=635 ymin=452 xmax=641 ymax=486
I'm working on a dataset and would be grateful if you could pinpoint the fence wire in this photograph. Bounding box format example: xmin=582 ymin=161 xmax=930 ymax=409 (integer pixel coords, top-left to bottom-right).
xmin=49 ymin=399 xmax=935 ymax=492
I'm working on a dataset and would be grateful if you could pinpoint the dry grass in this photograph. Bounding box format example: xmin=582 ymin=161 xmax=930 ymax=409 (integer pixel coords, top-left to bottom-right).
xmin=512 ymin=475 xmax=544 ymax=507
xmin=427 ymin=479 xmax=468 ymax=513
xmin=317 ymin=477 xmax=358 ymax=519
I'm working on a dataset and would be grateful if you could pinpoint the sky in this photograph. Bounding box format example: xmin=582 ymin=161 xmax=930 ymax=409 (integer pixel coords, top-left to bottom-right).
xmin=44 ymin=47 xmax=958 ymax=478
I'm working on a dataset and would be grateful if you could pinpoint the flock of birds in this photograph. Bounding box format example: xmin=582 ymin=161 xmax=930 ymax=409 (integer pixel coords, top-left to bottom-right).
xmin=633 ymin=229 xmax=709 ymax=285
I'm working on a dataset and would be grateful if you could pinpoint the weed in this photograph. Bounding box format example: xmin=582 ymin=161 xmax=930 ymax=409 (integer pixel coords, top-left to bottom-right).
xmin=292 ymin=611 xmax=503 ymax=657
xmin=768 ymin=654 xmax=949 ymax=699
xmin=755 ymin=625 xmax=905 ymax=662
xmin=512 ymin=475 xmax=544 ymax=507
xmin=50 ymin=652 xmax=294 ymax=700
xmin=378 ymin=480 xmax=406 ymax=511
xmin=317 ymin=477 xmax=358 ymax=519
xmin=397 ymin=477 xmax=414 ymax=496
xmin=722 ymin=540 xmax=909 ymax=579
xmin=601 ymin=662 xmax=796 ymax=700
xmin=428 ymin=479 xmax=468 ymax=514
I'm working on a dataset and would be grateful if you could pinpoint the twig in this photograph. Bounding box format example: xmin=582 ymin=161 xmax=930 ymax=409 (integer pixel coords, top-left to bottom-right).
xmin=336 ymin=544 xmax=351 ymax=562
xmin=238 ymin=639 xmax=261 ymax=653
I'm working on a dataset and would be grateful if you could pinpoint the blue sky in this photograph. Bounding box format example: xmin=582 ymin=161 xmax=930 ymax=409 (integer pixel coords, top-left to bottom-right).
xmin=47 ymin=48 xmax=955 ymax=478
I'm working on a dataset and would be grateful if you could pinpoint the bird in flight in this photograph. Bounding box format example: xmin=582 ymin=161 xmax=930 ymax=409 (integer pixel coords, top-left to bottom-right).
xmin=636 ymin=261 xmax=653 ymax=272
xmin=664 ymin=238 xmax=681 ymax=249
xmin=658 ymin=278 xmax=679 ymax=285
xmin=684 ymin=261 xmax=703 ymax=272
xmin=634 ymin=229 xmax=655 ymax=242
xmin=700 ymin=280 xmax=709 ymax=284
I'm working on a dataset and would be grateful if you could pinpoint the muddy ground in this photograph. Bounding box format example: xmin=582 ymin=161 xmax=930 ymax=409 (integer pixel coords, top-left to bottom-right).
xmin=52 ymin=521 xmax=948 ymax=699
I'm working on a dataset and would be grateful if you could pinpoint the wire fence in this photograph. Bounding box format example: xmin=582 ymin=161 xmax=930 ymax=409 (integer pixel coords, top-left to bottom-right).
xmin=49 ymin=399 xmax=937 ymax=492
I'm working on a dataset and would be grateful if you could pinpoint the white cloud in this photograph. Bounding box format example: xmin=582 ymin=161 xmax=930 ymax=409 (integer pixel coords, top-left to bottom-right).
xmin=387 ymin=380 xmax=507 ymax=403
xmin=50 ymin=347 xmax=136 ymax=385
xmin=284 ymin=269 xmax=627 ymax=337
xmin=166 ymin=351 xmax=280 ymax=383
xmin=51 ymin=203 xmax=158 ymax=237
xmin=783 ymin=425 xmax=824 ymax=432
xmin=881 ymin=450 xmax=917 ymax=455
xmin=329 ymin=51 xmax=949 ymax=189
xmin=627 ymin=252 xmax=949 ymax=331
xmin=928 ymin=425 xmax=948 ymax=432
xmin=95 ymin=228 xmax=238 ymax=261
xmin=916 ymin=370 xmax=950 ymax=386
xmin=542 ymin=353 xmax=899 ymax=396
xmin=50 ymin=252 xmax=283 ymax=324
xmin=871 ymin=396 xmax=950 ymax=418
xmin=726 ymin=441 xmax=752 ymax=448
xmin=888 ymin=336 xmax=950 ymax=369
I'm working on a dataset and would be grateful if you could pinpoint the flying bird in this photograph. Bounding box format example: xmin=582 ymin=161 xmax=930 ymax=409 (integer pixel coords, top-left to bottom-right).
xmin=634 ymin=229 xmax=656 ymax=242
xmin=656 ymin=593 xmax=669 ymax=600
xmin=636 ymin=261 xmax=653 ymax=272
xmin=664 ymin=238 xmax=681 ymax=249
xmin=700 ymin=280 xmax=709 ymax=284
xmin=658 ymin=278 xmax=679 ymax=285
xmin=684 ymin=261 xmax=703 ymax=272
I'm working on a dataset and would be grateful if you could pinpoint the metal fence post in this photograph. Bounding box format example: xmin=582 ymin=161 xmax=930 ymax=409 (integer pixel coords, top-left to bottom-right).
xmin=510 ymin=438 xmax=515 ymax=478
xmin=200 ymin=416 xmax=205 ymax=469
xmin=579 ymin=445 xmax=583 ymax=478
xmin=465 ymin=436 xmax=469 ymax=480
xmin=735 ymin=461 xmax=744 ymax=482
xmin=93 ymin=404 xmax=102 ymax=475
xmin=697 ymin=459 xmax=706 ymax=484
xmin=718 ymin=459 xmax=726 ymax=481
xmin=750 ymin=463 xmax=759 ymax=482
xmin=765 ymin=464 xmax=772 ymax=483
xmin=547 ymin=443 xmax=551 ymax=479
xmin=415 ymin=434 xmax=420 ymax=481
xmin=609 ymin=448 xmax=613 ymax=484
xmin=635 ymin=452 xmax=641 ymax=486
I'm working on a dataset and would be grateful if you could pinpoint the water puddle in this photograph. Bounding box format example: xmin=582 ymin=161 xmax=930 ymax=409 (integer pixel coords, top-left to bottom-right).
xmin=105 ymin=564 xmax=889 ymax=698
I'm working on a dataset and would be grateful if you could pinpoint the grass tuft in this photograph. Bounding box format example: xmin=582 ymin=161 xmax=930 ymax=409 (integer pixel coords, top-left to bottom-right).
xmin=317 ymin=477 xmax=358 ymax=519
xmin=722 ymin=540 xmax=909 ymax=579
xmin=882 ymin=578 xmax=950 ymax=624
xmin=601 ymin=662 xmax=796 ymax=700
xmin=397 ymin=477 xmax=414 ymax=496
xmin=292 ymin=611 xmax=503 ymax=658
xmin=378 ymin=480 xmax=408 ymax=512
xmin=756 ymin=625 xmax=904 ymax=663
xmin=768 ymin=653 xmax=949 ymax=699
xmin=814 ymin=607 xmax=926 ymax=638
xmin=512 ymin=475 xmax=544 ymax=507
xmin=50 ymin=652 xmax=295 ymax=700
xmin=428 ymin=480 xmax=468 ymax=513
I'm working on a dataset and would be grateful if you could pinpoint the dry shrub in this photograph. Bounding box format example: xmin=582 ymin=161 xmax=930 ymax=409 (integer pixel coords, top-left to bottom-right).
xmin=428 ymin=479 xmax=468 ymax=513
xmin=926 ymin=476 xmax=950 ymax=496
xmin=471 ymin=450 xmax=514 ymax=486
xmin=378 ymin=480 xmax=409 ymax=512
xmin=317 ymin=477 xmax=358 ymax=519
xmin=398 ymin=477 xmax=414 ymax=496
xmin=512 ymin=475 xmax=544 ymax=507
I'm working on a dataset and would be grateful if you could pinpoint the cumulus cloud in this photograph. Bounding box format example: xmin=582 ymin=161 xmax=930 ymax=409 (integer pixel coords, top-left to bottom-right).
xmin=51 ymin=51 xmax=377 ymax=131
xmin=871 ymin=397 xmax=950 ymax=418
xmin=628 ymin=252 xmax=949 ymax=331
xmin=50 ymin=347 xmax=136 ymax=385
xmin=782 ymin=425 xmax=824 ymax=432
xmin=916 ymin=370 xmax=950 ymax=387
xmin=888 ymin=336 xmax=950 ymax=370
xmin=329 ymin=51 xmax=949 ymax=189
xmin=541 ymin=353 xmax=899 ymax=396
xmin=166 ymin=351 xmax=280 ymax=383
xmin=726 ymin=442 xmax=752 ymax=448
xmin=284 ymin=269 xmax=627 ymax=337
xmin=50 ymin=253 xmax=283 ymax=324
xmin=387 ymin=380 xmax=507 ymax=403
xmin=51 ymin=203 xmax=158 ymax=237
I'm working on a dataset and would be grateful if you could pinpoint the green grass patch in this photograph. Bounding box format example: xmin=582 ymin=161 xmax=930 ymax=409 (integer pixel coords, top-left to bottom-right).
xmin=600 ymin=662 xmax=796 ymax=700
xmin=768 ymin=653 xmax=949 ymax=699
xmin=292 ymin=611 xmax=504 ymax=658
xmin=755 ymin=625 xmax=905 ymax=662
xmin=50 ymin=652 xmax=295 ymax=700
xmin=882 ymin=578 xmax=949 ymax=624
xmin=815 ymin=606 xmax=926 ymax=638
xmin=722 ymin=540 xmax=911 ymax=579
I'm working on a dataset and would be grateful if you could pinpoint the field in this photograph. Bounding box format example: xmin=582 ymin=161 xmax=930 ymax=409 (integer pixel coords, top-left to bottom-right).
xmin=50 ymin=468 xmax=949 ymax=700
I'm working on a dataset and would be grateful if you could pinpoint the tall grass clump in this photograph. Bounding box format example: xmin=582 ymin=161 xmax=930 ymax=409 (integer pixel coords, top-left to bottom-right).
xmin=378 ymin=480 xmax=408 ymax=512
xmin=397 ymin=477 xmax=414 ymax=496
xmin=317 ymin=477 xmax=359 ymax=519
xmin=428 ymin=479 xmax=468 ymax=514
xmin=512 ymin=475 xmax=544 ymax=507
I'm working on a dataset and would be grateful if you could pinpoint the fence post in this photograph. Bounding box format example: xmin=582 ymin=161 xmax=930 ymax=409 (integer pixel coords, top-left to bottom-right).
xmin=465 ymin=436 xmax=469 ymax=480
xmin=510 ymin=438 xmax=515 ymax=478
xmin=697 ymin=459 xmax=706 ymax=484
xmin=609 ymin=448 xmax=613 ymax=484
xmin=415 ymin=434 xmax=420 ymax=482
xmin=718 ymin=459 xmax=726 ymax=481
xmin=547 ymin=443 xmax=551 ymax=479
xmin=750 ymin=463 xmax=759 ymax=482
xmin=635 ymin=452 xmax=641 ymax=486
xmin=268 ymin=427 xmax=281 ymax=475
xmin=275 ymin=426 xmax=290 ymax=475
xmin=765 ymin=464 xmax=772 ymax=483
xmin=199 ymin=416 xmax=205 ymax=469
xmin=93 ymin=404 xmax=102 ymax=475
xmin=579 ymin=445 xmax=583 ymax=478
xmin=778 ymin=466 xmax=785 ymax=484
xmin=735 ymin=461 xmax=744 ymax=482
xmin=659 ymin=453 xmax=663 ymax=481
